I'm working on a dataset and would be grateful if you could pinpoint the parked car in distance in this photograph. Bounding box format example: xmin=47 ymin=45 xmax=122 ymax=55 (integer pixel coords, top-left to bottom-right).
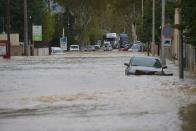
xmin=87 ymin=45 xmax=96 ymax=51
xmin=70 ymin=45 xmax=80 ymax=51
xmin=103 ymin=42 xmax=113 ymax=51
xmin=80 ymin=47 xmax=88 ymax=52
xmin=51 ymin=47 xmax=65 ymax=55
xmin=128 ymin=43 xmax=143 ymax=52
xmin=94 ymin=44 xmax=101 ymax=49
xmin=124 ymin=56 xmax=168 ymax=75
xmin=119 ymin=44 xmax=131 ymax=51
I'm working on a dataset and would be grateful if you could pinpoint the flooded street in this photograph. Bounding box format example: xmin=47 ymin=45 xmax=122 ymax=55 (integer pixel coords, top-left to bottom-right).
xmin=0 ymin=52 xmax=196 ymax=131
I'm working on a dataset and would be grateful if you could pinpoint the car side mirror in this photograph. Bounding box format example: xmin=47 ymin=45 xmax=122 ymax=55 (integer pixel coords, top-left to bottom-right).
xmin=124 ymin=63 xmax=129 ymax=66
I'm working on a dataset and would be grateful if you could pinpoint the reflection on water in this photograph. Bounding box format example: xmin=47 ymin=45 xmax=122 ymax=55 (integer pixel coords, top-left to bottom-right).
xmin=180 ymin=104 xmax=196 ymax=131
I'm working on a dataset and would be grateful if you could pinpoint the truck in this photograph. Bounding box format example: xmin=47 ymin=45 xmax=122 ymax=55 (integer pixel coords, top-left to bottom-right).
xmin=119 ymin=33 xmax=129 ymax=48
xmin=103 ymin=33 xmax=119 ymax=49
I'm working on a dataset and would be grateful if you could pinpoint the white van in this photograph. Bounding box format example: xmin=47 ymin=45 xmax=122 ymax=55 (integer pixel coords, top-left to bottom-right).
xmin=70 ymin=45 xmax=80 ymax=51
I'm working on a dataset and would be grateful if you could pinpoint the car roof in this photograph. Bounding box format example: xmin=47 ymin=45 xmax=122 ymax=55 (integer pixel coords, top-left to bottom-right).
xmin=51 ymin=47 xmax=62 ymax=50
xmin=131 ymin=55 xmax=160 ymax=60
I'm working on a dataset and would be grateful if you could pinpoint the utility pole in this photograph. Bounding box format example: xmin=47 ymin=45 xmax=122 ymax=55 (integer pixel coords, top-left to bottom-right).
xmin=152 ymin=0 xmax=155 ymax=56
xmin=161 ymin=0 xmax=166 ymax=65
xmin=178 ymin=9 xmax=184 ymax=79
xmin=24 ymin=0 xmax=29 ymax=56
xmin=6 ymin=0 xmax=11 ymax=59
xmin=67 ymin=8 xmax=70 ymax=51
xmin=29 ymin=16 xmax=32 ymax=56
xmin=142 ymin=0 xmax=144 ymax=42
xmin=147 ymin=41 xmax=150 ymax=56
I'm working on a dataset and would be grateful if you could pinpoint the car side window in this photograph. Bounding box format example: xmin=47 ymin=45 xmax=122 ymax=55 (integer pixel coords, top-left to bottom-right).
xmin=154 ymin=59 xmax=162 ymax=68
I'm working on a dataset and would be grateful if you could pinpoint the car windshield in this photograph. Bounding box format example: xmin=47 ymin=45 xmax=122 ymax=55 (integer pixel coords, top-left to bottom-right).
xmin=131 ymin=57 xmax=162 ymax=68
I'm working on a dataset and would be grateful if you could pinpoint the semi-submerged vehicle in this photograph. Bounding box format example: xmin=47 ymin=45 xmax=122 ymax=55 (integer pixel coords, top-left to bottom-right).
xmin=124 ymin=56 xmax=173 ymax=76
xmin=51 ymin=47 xmax=65 ymax=55
xmin=103 ymin=33 xmax=119 ymax=49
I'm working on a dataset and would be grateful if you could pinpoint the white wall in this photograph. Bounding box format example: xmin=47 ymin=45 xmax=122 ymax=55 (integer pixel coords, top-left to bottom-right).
xmin=0 ymin=33 xmax=20 ymax=46
xmin=38 ymin=48 xmax=49 ymax=56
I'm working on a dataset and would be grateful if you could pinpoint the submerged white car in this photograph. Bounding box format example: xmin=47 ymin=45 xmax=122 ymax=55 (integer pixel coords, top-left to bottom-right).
xmin=124 ymin=56 xmax=170 ymax=75
xmin=51 ymin=47 xmax=65 ymax=55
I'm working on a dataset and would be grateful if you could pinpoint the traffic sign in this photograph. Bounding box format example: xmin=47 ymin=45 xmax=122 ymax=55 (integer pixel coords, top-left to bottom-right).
xmin=162 ymin=26 xmax=173 ymax=38
xmin=163 ymin=38 xmax=172 ymax=47
xmin=33 ymin=25 xmax=42 ymax=41
xmin=60 ymin=37 xmax=67 ymax=50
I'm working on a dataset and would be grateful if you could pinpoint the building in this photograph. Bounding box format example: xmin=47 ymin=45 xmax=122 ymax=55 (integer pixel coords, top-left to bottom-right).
xmin=0 ymin=33 xmax=23 ymax=56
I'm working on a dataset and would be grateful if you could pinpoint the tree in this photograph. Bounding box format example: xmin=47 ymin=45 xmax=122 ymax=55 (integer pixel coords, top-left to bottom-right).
xmin=181 ymin=0 xmax=196 ymax=45
xmin=0 ymin=0 xmax=6 ymax=33
xmin=55 ymin=0 xmax=110 ymax=45
xmin=111 ymin=0 xmax=142 ymax=40
xmin=0 ymin=0 xmax=55 ymax=42
xmin=42 ymin=10 xmax=55 ymax=42
xmin=53 ymin=0 xmax=177 ymax=45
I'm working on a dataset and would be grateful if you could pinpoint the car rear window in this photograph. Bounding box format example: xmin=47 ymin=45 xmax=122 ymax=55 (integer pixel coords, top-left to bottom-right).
xmin=71 ymin=46 xmax=79 ymax=48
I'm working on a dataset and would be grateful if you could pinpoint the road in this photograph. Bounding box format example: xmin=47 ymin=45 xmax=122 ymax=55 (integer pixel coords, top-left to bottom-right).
xmin=0 ymin=52 xmax=196 ymax=131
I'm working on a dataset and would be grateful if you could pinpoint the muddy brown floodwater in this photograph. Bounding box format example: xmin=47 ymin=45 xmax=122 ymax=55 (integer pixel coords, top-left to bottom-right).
xmin=0 ymin=52 xmax=196 ymax=131
xmin=179 ymin=104 xmax=196 ymax=131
